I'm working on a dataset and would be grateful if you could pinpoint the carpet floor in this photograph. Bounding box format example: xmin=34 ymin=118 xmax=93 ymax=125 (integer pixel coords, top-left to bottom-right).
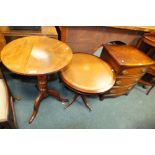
xmin=5 ymin=72 xmax=155 ymax=129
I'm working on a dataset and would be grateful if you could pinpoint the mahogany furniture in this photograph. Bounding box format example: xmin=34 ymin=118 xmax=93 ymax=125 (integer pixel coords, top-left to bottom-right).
xmin=0 ymin=67 xmax=17 ymax=129
xmin=1 ymin=36 xmax=73 ymax=124
xmin=136 ymin=33 xmax=155 ymax=94
xmin=100 ymin=45 xmax=155 ymax=99
xmin=60 ymin=53 xmax=115 ymax=110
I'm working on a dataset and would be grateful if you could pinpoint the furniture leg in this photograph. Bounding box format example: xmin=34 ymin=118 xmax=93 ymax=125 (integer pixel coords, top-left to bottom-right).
xmin=146 ymin=86 xmax=154 ymax=95
xmin=29 ymin=75 xmax=69 ymax=124
xmin=29 ymin=92 xmax=44 ymax=124
xmin=81 ymin=95 xmax=92 ymax=111
xmin=10 ymin=96 xmax=17 ymax=128
xmin=99 ymin=94 xmax=104 ymax=101
xmin=64 ymin=94 xmax=79 ymax=109
xmin=48 ymin=89 xmax=69 ymax=102
xmin=29 ymin=75 xmax=47 ymax=124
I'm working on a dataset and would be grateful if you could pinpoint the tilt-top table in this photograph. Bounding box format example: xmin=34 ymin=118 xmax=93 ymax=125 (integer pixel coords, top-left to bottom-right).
xmin=1 ymin=36 xmax=73 ymax=124
xmin=60 ymin=53 xmax=116 ymax=110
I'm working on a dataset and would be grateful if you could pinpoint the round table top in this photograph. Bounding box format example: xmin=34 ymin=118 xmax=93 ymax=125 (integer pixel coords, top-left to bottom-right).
xmin=60 ymin=53 xmax=116 ymax=94
xmin=1 ymin=36 xmax=73 ymax=76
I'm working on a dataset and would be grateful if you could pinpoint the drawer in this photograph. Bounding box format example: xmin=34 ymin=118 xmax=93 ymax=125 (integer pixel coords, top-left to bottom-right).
xmin=114 ymin=77 xmax=140 ymax=86
xmin=104 ymin=91 xmax=128 ymax=97
xmin=120 ymin=67 xmax=147 ymax=76
xmin=108 ymin=86 xmax=133 ymax=94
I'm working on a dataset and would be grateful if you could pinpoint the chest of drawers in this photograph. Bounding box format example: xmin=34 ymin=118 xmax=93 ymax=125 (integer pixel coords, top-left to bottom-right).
xmin=100 ymin=45 xmax=154 ymax=98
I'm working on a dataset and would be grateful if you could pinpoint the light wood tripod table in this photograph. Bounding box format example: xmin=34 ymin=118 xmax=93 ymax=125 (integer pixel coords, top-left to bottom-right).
xmin=1 ymin=36 xmax=73 ymax=124
xmin=60 ymin=53 xmax=116 ymax=110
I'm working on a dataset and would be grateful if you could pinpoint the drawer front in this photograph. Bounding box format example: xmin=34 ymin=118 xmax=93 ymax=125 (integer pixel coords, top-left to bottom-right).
xmin=108 ymin=86 xmax=133 ymax=94
xmin=114 ymin=77 xmax=140 ymax=86
xmin=120 ymin=67 xmax=147 ymax=76
xmin=104 ymin=91 xmax=128 ymax=97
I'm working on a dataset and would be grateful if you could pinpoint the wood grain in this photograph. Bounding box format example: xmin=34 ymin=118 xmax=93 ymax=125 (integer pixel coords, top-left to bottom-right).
xmin=61 ymin=53 xmax=116 ymax=93
xmin=104 ymin=45 xmax=155 ymax=67
xmin=1 ymin=36 xmax=73 ymax=75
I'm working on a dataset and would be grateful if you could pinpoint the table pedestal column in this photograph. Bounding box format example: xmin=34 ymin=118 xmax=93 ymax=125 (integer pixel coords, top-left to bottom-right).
xmin=29 ymin=75 xmax=68 ymax=124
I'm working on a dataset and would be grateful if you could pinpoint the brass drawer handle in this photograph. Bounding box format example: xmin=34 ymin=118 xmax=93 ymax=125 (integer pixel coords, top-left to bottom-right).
xmin=110 ymin=90 xmax=115 ymax=93
xmin=135 ymin=77 xmax=140 ymax=82
xmin=140 ymin=68 xmax=146 ymax=74
xmin=128 ymin=87 xmax=132 ymax=90
xmin=116 ymin=81 xmax=121 ymax=85
xmin=122 ymin=70 xmax=128 ymax=75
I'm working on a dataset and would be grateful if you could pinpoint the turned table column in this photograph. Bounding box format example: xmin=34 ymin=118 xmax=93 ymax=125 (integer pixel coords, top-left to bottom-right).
xmin=29 ymin=75 xmax=68 ymax=124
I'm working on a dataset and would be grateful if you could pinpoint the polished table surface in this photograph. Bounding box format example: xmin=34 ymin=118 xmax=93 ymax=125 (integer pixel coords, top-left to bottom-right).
xmin=61 ymin=53 xmax=116 ymax=94
xmin=1 ymin=36 xmax=73 ymax=75
xmin=1 ymin=36 xmax=73 ymax=124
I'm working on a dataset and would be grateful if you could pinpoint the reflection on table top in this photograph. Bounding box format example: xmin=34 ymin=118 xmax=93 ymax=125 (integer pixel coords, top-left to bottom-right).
xmin=1 ymin=36 xmax=73 ymax=76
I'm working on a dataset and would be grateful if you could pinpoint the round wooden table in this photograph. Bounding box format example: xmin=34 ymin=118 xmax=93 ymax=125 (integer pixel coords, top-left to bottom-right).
xmin=60 ymin=53 xmax=116 ymax=110
xmin=1 ymin=36 xmax=73 ymax=124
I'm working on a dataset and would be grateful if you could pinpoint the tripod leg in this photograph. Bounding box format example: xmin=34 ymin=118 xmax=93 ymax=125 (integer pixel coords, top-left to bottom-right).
xmin=48 ymin=89 xmax=69 ymax=102
xmin=64 ymin=94 xmax=79 ymax=109
xmin=29 ymin=92 xmax=43 ymax=124
xmin=81 ymin=95 xmax=92 ymax=111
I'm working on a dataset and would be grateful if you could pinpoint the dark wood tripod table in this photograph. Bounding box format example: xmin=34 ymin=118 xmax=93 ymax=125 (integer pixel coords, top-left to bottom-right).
xmin=1 ymin=36 xmax=73 ymax=124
